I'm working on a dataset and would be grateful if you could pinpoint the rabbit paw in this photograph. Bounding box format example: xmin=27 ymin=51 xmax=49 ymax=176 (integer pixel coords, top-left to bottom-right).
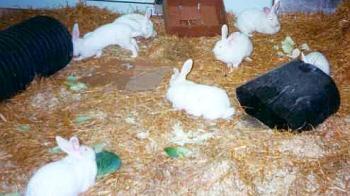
xmin=245 ymin=57 xmax=253 ymax=62
xmin=94 ymin=50 xmax=102 ymax=58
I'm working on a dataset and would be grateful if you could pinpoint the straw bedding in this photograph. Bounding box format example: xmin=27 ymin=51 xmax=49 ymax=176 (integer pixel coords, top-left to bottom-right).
xmin=0 ymin=2 xmax=350 ymax=195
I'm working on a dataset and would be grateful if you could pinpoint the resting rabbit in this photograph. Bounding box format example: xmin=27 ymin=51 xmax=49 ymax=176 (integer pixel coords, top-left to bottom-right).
xmin=301 ymin=51 xmax=330 ymax=75
xmin=235 ymin=0 xmax=281 ymax=36
xmin=166 ymin=59 xmax=235 ymax=120
xmin=26 ymin=136 xmax=97 ymax=196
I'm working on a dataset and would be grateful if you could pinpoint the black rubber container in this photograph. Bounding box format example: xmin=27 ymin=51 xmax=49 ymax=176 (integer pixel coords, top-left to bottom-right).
xmin=236 ymin=60 xmax=340 ymax=131
xmin=0 ymin=15 xmax=73 ymax=100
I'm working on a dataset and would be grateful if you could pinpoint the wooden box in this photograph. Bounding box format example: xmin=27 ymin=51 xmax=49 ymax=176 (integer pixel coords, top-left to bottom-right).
xmin=163 ymin=0 xmax=226 ymax=37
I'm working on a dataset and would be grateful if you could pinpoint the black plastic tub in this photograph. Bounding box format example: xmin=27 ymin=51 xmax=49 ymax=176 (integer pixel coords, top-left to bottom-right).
xmin=0 ymin=15 xmax=73 ymax=100
xmin=236 ymin=60 xmax=340 ymax=131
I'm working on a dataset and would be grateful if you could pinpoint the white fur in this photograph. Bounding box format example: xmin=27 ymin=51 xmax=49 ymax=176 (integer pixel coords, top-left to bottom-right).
xmin=213 ymin=24 xmax=253 ymax=68
xmin=235 ymin=0 xmax=281 ymax=36
xmin=301 ymin=52 xmax=330 ymax=75
xmin=113 ymin=9 xmax=157 ymax=39
xmin=72 ymin=22 xmax=139 ymax=60
xmin=166 ymin=59 xmax=235 ymax=120
xmin=25 ymin=136 xmax=97 ymax=196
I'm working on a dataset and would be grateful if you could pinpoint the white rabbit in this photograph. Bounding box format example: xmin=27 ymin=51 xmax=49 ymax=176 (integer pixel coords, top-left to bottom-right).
xmin=72 ymin=22 xmax=139 ymax=60
xmin=301 ymin=51 xmax=330 ymax=75
xmin=113 ymin=9 xmax=157 ymax=39
xmin=166 ymin=59 xmax=235 ymax=120
xmin=235 ymin=0 xmax=281 ymax=37
xmin=212 ymin=24 xmax=253 ymax=69
xmin=25 ymin=136 xmax=97 ymax=196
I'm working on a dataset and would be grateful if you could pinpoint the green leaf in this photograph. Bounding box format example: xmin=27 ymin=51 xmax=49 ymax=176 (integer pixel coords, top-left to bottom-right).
xmin=67 ymin=75 xmax=77 ymax=83
xmin=48 ymin=146 xmax=62 ymax=154
xmin=69 ymin=82 xmax=88 ymax=92
xmin=93 ymin=143 xmax=106 ymax=153
xmin=65 ymin=75 xmax=78 ymax=87
xmin=0 ymin=192 xmax=20 ymax=196
xmin=164 ymin=146 xmax=191 ymax=158
xmin=74 ymin=114 xmax=93 ymax=125
xmin=16 ymin=124 xmax=31 ymax=132
xmin=65 ymin=75 xmax=87 ymax=92
xmin=281 ymin=36 xmax=295 ymax=55
xmin=96 ymin=150 xmax=121 ymax=178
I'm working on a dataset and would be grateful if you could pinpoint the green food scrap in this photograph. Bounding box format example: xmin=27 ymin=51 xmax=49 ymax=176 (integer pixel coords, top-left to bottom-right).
xmin=65 ymin=75 xmax=87 ymax=92
xmin=48 ymin=146 xmax=62 ymax=154
xmin=281 ymin=36 xmax=295 ymax=55
xmin=74 ymin=114 xmax=93 ymax=125
xmin=164 ymin=146 xmax=191 ymax=158
xmin=96 ymin=150 xmax=121 ymax=178
xmin=67 ymin=75 xmax=77 ymax=82
xmin=93 ymin=143 xmax=106 ymax=153
xmin=0 ymin=192 xmax=21 ymax=196
xmin=69 ymin=82 xmax=87 ymax=92
xmin=16 ymin=124 xmax=31 ymax=132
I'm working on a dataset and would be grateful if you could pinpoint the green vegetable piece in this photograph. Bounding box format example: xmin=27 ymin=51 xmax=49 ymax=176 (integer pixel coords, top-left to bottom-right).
xmin=65 ymin=75 xmax=78 ymax=86
xmin=16 ymin=124 xmax=31 ymax=132
xmin=74 ymin=115 xmax=93 ymax=125
xmin=70 ymin=82 xmax=88 ymax=92
xmin=0 ymin=192 xmax=20 ymax=196
xmin=93 ymin=143 xmax=106 ymax=153
xmin=164 ymin=146 xmax=191 ymax=158
xmin=48 ymin=146 xmax=62 ymax=154
xmin=67 ymin=75 xmax=77 ymax=83
xmin=281 ymin=36 xmax=295 ymax=55
xmin=96 ymin=150 xmax=121 ymax=178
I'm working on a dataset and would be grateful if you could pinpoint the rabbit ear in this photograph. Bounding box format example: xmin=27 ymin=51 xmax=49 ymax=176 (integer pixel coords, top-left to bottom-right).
xmin=173 ymin=68 xmax=179 ymax=75
xmin=179 ymin=59 xmax=193 ymax=80
xmin=170 ymin=68 xmax=180 ymax=81
xmin=227 ymin=32 xmax=238 ymax=43
xmin=69 ymin=136 xmax=80 ymax=151
xmin=263 ymin=7 xmax=271 ymax=15
xmin=145 ymin=8 xmax=152 ymax=19
xmin=72 ymin=23 xmax=80 ymax=41
xmin=272 ymin=0 xmax=280 ymax=13
xmin=221 ymin=24 xmax=228 ymax=40
xmin=56 ymin=136 xmax=80 ymax=155
xmin=56 ymin=136 xmax=74 ymax=154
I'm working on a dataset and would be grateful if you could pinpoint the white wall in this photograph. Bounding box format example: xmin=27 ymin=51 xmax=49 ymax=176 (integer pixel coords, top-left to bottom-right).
xmin=0 ymin=0 xmax=273 ymax=14
xmin=224 ymin=0 xmax=273 ymax=14
xmin=0 ymin=0 xmax=154 ymax=12
xmin=86 ymin=0 xmax=154 ymax=14
xmin=0 ymin=0 xmax=76 ymax=9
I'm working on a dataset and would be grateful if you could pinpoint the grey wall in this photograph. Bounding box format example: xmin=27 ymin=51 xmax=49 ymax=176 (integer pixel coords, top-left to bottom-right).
xmin=280 ymin=0 xmax=342 ymax=13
